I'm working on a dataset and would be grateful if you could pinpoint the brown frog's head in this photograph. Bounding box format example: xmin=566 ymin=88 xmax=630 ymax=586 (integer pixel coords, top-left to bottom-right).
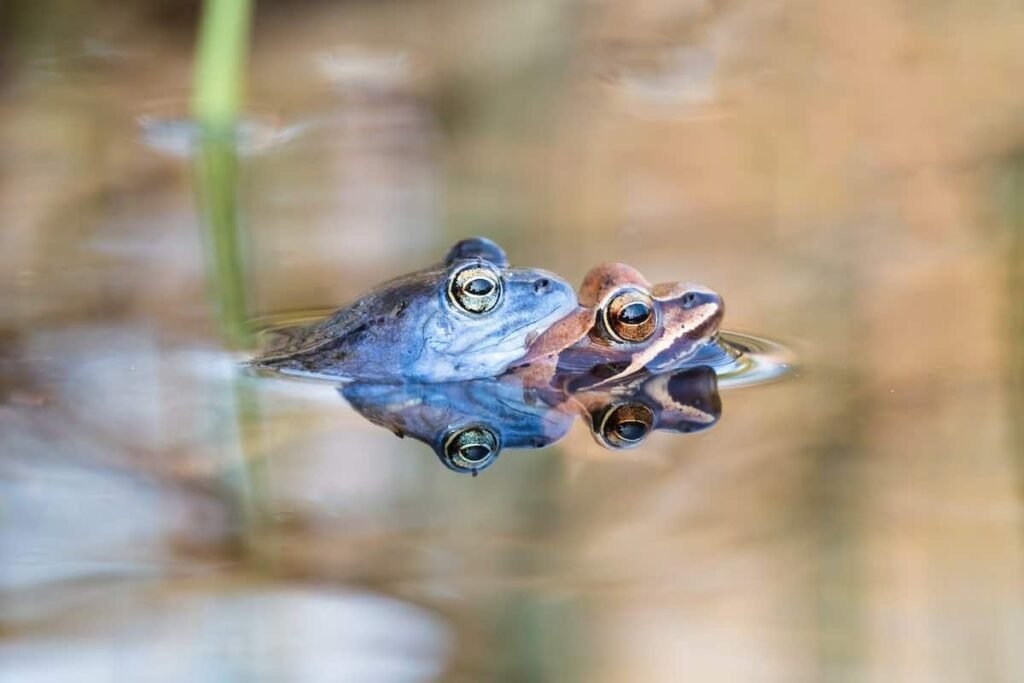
xmin=516 ymin=263 xmax=724 ymax=385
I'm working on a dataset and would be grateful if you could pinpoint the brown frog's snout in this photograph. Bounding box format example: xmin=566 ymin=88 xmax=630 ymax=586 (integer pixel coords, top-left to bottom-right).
xmin=678 ymin=286 xmax=724 ymax=334
xmin=652 ymin=281 xmax=723 ymax=324
xmin=681 ymin=289 xmax=721 ymax=311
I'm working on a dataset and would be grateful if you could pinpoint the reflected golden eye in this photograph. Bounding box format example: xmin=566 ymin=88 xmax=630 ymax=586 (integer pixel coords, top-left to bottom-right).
xmin=595 ymin=402 xmax=655 ymax=449
xmin=602 ymin=288 xmax=656 ymax=343
xmin=443 ymin=426 xmax=500 ymax=471
xmin=448 ymin=265 xmax=503 ymax=314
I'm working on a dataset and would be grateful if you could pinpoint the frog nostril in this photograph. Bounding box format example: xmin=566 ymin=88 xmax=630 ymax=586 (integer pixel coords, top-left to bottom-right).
xmin=534 ymin=278 xmax=551 ymax=294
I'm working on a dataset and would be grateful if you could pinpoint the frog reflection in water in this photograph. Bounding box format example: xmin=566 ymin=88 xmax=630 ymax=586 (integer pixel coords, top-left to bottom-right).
xmin=341 ymin=375 xmax=574 ymax=475
xmin=341 ymin=365 xmax=722 ymax=474
xmin=253 ymin=238 xmax=577 ymax=382
xmin=569 ymin=365 xmax=720 ymax=450
xmin=513 ymin=263 xmax=724 ymax=388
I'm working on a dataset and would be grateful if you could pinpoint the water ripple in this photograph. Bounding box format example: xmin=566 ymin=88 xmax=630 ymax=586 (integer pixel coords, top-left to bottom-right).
xmin=686 ymin=331 xmax=797 ymax=388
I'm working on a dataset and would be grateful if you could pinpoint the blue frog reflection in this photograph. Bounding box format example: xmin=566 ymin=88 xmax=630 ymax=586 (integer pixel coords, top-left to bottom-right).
xmin=341 ymin=365 xmax=721 ymax=475
xmin=341 ymin=375 xmax=573 ymax=475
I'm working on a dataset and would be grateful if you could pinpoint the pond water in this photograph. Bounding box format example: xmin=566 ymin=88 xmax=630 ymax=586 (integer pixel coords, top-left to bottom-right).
xmin=2 ymin=1 xmax=1024 ymax=681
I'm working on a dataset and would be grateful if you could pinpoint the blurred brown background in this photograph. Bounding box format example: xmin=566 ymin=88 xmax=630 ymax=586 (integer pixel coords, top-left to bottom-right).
xmin=1 ymin=0 xmax=1023 ymax=681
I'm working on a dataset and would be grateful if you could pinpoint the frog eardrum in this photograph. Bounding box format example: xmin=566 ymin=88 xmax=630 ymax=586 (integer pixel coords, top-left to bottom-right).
xmin=601 ymin=287 xmax=656 ymax=343
xmin=448 ymin=264 xmax=503 ymax=314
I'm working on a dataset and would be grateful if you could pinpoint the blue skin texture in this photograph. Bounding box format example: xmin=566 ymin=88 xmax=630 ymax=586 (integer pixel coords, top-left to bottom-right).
xmin=254 ymin=238 xmax=577 ymax=383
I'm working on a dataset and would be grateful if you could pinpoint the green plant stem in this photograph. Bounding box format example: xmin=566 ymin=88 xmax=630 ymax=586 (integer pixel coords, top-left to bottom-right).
xmin=193 ymin=0 xmax=253 ymax=132
xmin=191 ymin=0 xmax=254 ymax=348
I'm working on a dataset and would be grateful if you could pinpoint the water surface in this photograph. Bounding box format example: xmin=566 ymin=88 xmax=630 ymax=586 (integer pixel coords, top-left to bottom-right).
xmin=2 ymin=2 xmax=1024 ymax=681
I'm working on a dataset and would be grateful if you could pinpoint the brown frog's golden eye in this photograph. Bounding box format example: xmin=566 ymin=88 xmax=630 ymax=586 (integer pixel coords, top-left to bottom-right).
xmin=448 ymin=265 xmax=503 ymax=314
xmin=595 ymin=402 xmax=655 ymax=449
xmin=443 ymin=425 xmax=500 ymax=472
xmin=602 ymin=288 xmax=656 ymax=343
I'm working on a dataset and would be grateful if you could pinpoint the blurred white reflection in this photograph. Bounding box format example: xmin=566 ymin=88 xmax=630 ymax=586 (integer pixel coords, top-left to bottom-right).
xmin=138 ymin=110 xmax=308 ymax=158
xmin=317 ymin=48 xmax=413 ymax=93
xmin=0 ymin=456 xmax=175 ymax=591
xmin=0 ymin=587 xmax=450 ymax=683
xmin=611 ymin=45 xmax=718 ymax=110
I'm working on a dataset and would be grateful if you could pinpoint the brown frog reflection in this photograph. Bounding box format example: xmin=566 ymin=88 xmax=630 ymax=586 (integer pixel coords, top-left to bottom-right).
xmin=568 ymin=365 xmax=721 ymax=450
xmin=340 ymin=364 xmax=722 ymax=474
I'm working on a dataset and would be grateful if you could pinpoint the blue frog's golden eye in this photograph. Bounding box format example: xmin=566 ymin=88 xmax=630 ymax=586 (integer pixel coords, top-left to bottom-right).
xmin=443 ymin=425 xmax=500 ymax=471
xmin=448 ymin=265 xmax=503 ymax=314
xmin=602 ymin=287 xmax=656 ymax=343
xmin=595 ymin=402 xmax=655 ymax=449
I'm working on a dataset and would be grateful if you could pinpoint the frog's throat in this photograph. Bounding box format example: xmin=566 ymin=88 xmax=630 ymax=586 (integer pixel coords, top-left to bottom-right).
xmin=516 ymin=306 xmax=596 ymax=366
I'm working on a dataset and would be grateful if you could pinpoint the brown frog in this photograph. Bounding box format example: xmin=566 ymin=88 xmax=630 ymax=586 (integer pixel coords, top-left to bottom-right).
xmin=512 ymin=262 xmax=724 ymax=388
